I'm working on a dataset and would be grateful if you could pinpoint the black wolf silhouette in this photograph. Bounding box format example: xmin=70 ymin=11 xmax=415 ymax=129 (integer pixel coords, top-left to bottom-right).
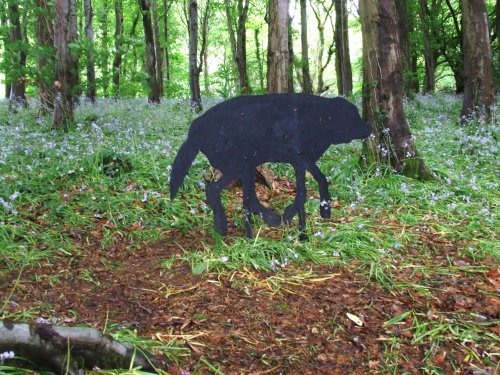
xmin=170 ymin=94 xmax=371 ymax=238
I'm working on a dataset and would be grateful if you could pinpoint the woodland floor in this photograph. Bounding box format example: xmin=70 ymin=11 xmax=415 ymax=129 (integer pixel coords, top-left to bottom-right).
xmin=1 ymin=183 xmax=499 ymax=374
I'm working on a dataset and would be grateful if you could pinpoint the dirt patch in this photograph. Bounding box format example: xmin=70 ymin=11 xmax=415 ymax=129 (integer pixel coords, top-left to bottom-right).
xmin=1 ymin=224 xmax=499 ymax=374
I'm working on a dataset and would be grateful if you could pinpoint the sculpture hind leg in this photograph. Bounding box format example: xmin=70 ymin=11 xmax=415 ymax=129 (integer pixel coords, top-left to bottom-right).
xmin=282 ymin=164 xmax=307 ymax=239
xmin=205 ymin=173 xmax=234 ymax=236
xmin=307 ymin=163 xmax=331 ymax=218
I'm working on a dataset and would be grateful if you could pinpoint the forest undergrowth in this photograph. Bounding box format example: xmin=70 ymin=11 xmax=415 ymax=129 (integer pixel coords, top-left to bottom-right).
xmin=0 ymin=94 xmax=498 ymax=374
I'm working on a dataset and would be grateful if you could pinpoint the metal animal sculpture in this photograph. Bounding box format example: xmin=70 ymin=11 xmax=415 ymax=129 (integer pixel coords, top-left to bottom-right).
xmin=170 ymin=94 xmax=372 ymax=238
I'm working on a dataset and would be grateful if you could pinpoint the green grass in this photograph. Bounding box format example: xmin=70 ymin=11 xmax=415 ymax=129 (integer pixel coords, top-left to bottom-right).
xmin=0 ymin=93 xmax=499 ymax=373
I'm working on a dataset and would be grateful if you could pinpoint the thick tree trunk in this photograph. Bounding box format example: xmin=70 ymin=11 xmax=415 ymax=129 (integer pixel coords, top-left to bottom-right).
xmin=7 ymin=1 xmax=27 ymax=106
xmin=267 ymin=0 xmax=289 ymax=93
xmin=334 ymin=0 xmax=353 ymax=96
xmin=35 ymin=0 xmax=55 ymax=111
xmin=419 ymin=0 xmax=436 ymax=93
xmin=188 ymin=0 xmax=202 ymax=111
xmin=360 ymin=0 xmax=434 ymax=180
xmin=152 ymin=0 xmax=163 ymax=96
xmin=254 ymin=28 xmax=265 ymax=93
xmin=100 ymin=1 xmax=110 ymax=97
xmin=112 ymin=0 xmax=124 ymax=96
xmin=460 ymin=0 xmax=494 ymax=122
xmin=311 ymin=2 xmax=334 ymax=94
xmin=139 ymin=0 xmax=161 ymax=103
xmin=53 ymin=0 xmax=79 ymax=129
xmin=0 ymin=321 xmax=166 ymax=373
xmin=299 ymin=0 xmax=313 ymax=94
xmin=84 ymin=0 xmax=96 ymax=102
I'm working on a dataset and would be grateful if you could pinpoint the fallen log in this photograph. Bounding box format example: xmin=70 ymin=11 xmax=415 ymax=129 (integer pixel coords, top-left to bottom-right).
xmin=0 ymin=320 xmax=167 ymax=373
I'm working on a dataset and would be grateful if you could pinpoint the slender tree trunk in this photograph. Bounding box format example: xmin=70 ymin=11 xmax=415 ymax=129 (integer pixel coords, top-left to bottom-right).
xmin=188 ymin=0 xmax=202 ymax=111
xmin=360 ymin=0 xmax=434 ymax=180
xmin=460 ymin=0 xmax=494 ymax=122
xmin=236 ymin=0 xmax=250 ymax=94
xmin=287 ymin=14 xmax=295 ymax=93
xmin=35 ymin=0 xmax=55 ymax=111
xmin=84 ymin=0 xmax=96 ymax=102
xmin=198 ymin=0 xmax=211 ymax=97
xmin=0 ymin=7 xmax=9 ymax=98
xmin=311 ymin=2 xmax=334 ymax=93
xmin=163 ymin=0 xmax=171 ymax=95
xmin=299 ymin=0 xmax=312 ymax=94
xmin=254 ymin=28 xmax=265 ymax=93
xmin=419 ymin=0 xmax=436 ymax=93
xmin=112 ymin=0 xmax=124 ymax=96
xmin=152 ymin=0 xmax=163 ymax=96
xmin=395 ymin=0 xmax=413 ymax=95
xmin=224 ymin=0 xmax=239 ymax=91
xmin=267 ymin=0 xmax=289 ymax=93
xmin=7 ymin=1 xmax=27 ymax=106
xmin=334 ymin=0 xmax=353 ymax=96
xmin=54 ymin=0 xmax=79 ymax=129
xmin=139 ymin=0 xmax=161 ymax=103
xmin=100 ymin=1 xmax=110 ymax=97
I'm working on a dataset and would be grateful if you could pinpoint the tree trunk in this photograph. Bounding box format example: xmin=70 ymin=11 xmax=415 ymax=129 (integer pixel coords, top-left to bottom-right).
xmin=299 ymin=0 xmax=313 ymax=94
xmin=334 ymin=0 xmax=353 ymax=96
xmin=419 ymin=0 xmax=436 ymax=93
xmin=84 ymin=0 xmax=96 ymax=102
xmin=139 ymin=0 xmax=161 ymax=103
xmin=0 ymin=7 xmax=9 ymax=98
xmin=100 ymin=1 xmax=110 ymax=97
xmin=152 ymin=0 xmax=163 ymax=96
xmin=360 ymin=0 xmax=434 ymax=180
xmin=311 ymin=1 xmax=334 ymax=94
xmin=395 ymin=0 xmax=415 ymax=95
xmin=224 ymin=0 xmax=239 ymax=92
xmin=287 ymin=14 xmax=295 ymax=93
xmin=267 ymin=0 xmax=289 ymax=93
xmin=0 ymin=321 xmax=166 ymax=373
xmin=236 ymin=0 xmax=250 ymax=94
xmin=53 ymin=0 xmax=79 ymax=129
xmin=188 ymin=0 xmax=202 ymax=111
xmin=7 ymin=1 xmax=27 ymax=106
xmin=35 ymin=0 xmax=55 ymax=111
xmin=254 ymin=27 xmax=265 ymax=93
xmin=163 ymin=0 xmax=172 ymax=95
xmin=460 ymin=0 xmax=494 ymax=122
xmin=112 ymin=0 xmax=124 ymax=96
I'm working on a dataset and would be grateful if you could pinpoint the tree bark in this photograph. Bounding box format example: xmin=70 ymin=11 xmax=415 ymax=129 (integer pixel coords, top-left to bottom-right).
xmin=288 ymin=14 xmax=295 ymax=93
xmin=152 ymin=0 xmax=163 ymax=96
xmin=112 ymin=0 xmax=124 ymax=96
xmin=334 ymin=0 xmax=353 ymax=96
xmin=299 ymin=0 xmax=313 ymax=94
xmin=84 ymin=0 xmax=96 ymax=102
xmin=0 ymin=6 xmax=9 ymax=98
xmin=7 ymin=1 xmax=27 ymax=106
xmin=236 ymin=0 xmax=250 ymax=94
xmin=267 ymin=0 xmax=289 ymax=93
xmin=460 ymin=0 xmax=494 ymax=122
xmin=35 ymin=0 xmax=55 ymax=111
xmin=99 ymin=1 xmax=110 ymax=97
xmin=418 ymin=0 xmax=436 ymax=93
xmin=360 ymin=0 xmax=434 ymax=180
xmin=139 ymin=0 xmax=161 ymax=103
xmin=53 ymin=0 xmax=79 ymax=129
xmin=0 ymin=321 xmax=166 ymax=373
xmin=254 ymin=27 xmax=265 ymax=93
xmin=188 ymin=0 xmax=202 ymax=111
xmin=395 ymin=0 xmax=417 ymax=95
xmin=224 ymin=0 xmax=239 ymax=91
xmin=311 ymin=1 xmax=334 ymax=94
xmin=163 ymin=0 xmax=172 ymax=95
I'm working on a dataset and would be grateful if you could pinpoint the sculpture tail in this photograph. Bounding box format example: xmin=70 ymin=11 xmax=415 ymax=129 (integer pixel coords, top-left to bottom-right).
xmin=170 ymin=137 xmax=200 ymax=200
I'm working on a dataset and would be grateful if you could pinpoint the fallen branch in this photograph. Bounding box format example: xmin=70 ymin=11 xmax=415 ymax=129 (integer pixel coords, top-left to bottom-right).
xmin=0 ymin=320 xmax=167 ymax=373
